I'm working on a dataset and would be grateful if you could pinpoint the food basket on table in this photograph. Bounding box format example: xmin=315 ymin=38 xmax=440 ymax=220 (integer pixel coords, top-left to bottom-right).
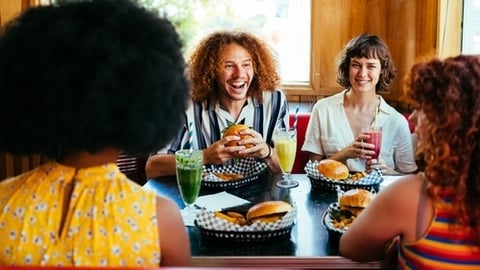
xmin=305 ymin=160 xmax=383 ymax=192
xmin=202 ymin=157 xmax=267 ymax=190
xmin=194 ymin=202 xmax=296 ymax=243
xmin=322 ymin=188 xmax=375 ymax=239
xmin=322 ymin=202 xmax=347 ymax=239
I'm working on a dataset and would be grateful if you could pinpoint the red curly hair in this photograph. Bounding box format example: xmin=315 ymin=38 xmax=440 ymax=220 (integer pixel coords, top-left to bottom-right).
xmin=188 ymin=31 xmax=281 ymax=103
xmin=404 ymin=55 xmax=480 ymax=244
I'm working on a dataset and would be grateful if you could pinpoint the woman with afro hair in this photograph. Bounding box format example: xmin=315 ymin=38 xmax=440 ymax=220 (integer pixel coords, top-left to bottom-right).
xmin=340 ymin=55 xmax=480 ymax=269
xmin=146 ymin=30 xmax=289 ymax=178
xmin=0 ymin=0 xmax=190 ymax=266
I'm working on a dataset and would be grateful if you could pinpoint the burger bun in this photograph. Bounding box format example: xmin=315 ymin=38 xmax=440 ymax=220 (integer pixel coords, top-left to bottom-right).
xmin=223 ymin=124 xmax=254 ymax=147
xmin=222 ymin=124 xmax=254 ymax=157
xmin=338 ymin=189 xmax=373 ymax=216
xmin=317 ymin=159 xmax=349 ymax=180
xmin=246 ymin=200 xmax=292 ymax=224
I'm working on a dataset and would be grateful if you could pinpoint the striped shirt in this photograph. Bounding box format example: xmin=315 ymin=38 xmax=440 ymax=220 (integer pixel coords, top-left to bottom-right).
xmin=398 ymin=191 xmax=480 ymax=269
xmin=164 ymin=89 xmax=289 ymax=158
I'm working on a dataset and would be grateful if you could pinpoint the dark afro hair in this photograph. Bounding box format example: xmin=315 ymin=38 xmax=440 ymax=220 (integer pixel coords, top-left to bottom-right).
xmin=0 ymin=0 xmax=189 ymax=158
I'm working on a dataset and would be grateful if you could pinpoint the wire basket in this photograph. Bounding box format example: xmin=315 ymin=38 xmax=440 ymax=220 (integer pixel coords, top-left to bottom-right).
xmin=322 ymin=203 xmax=346 ymax=239
xmin=196 ymin=221 xmax=293 ymax=243
xmin=305 ymin=160 xmax=383 ymax=192
xmin=195 ymin=205 xmax=296 ymax=242
xmin=309 ymin=177 xmax=381 ymax=192
xmin=202 ymin=157 xmax=267 ymax=190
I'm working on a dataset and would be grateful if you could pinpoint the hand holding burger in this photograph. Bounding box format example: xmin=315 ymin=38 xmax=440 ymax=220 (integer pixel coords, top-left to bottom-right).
xmin=222 ymin=123 xmax=254 ymax=157
xmin=223 ymin=123 xmax=254 ymax=147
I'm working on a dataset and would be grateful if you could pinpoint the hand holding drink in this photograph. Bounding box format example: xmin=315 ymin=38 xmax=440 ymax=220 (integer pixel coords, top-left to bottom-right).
xmin=362 ymin=126 xmax=382 ymax=159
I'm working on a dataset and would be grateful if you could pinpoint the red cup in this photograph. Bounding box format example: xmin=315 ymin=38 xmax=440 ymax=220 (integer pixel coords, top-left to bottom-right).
xmin=362 ymin=127 xmax=382 ymax=159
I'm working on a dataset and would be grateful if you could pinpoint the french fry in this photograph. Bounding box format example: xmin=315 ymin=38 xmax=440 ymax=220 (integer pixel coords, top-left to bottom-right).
xmin=214 ymin=211 xmax=247 ymax=225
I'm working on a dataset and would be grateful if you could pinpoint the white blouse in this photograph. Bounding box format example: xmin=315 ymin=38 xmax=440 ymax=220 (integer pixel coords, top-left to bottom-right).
xmin=302 ymin=90 xmax=417 ymax=173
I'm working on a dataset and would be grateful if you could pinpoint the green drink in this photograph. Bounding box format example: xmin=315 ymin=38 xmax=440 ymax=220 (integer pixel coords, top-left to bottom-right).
xmin=175 ymin=149 xmax=203 ymax=225
xmin=176 ymin=167 xmax=202 ymax=204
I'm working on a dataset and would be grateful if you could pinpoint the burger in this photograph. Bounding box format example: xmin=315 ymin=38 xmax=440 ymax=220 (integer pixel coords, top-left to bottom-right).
xmin=331 ymin=189 xmax=374 ymax=230
xmin=222 ymin=123 xmax=254 ymax=157
xmin=317 ymin=159 xmax=349 ymax=180
xmin=214 ymin=200 xmax=293 ymax=225
xmin=246 ymin=200 xmax=293 ymax=224
xmin=222 ymin=123 xmax=254 ymax=148
xmin=214 ymin=211 xmax=247 ymax=226
xmin=338 ymin=189 xmax=373 ymax=217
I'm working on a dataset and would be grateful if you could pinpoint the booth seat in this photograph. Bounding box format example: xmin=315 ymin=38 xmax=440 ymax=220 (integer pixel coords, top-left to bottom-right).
xmin=289 ymin=113 xmax=311 ymax=174
xmin=116 ymin=152 xmax=148 ymax=185
xmin=403 ymin=113 xmax=416 ymax=133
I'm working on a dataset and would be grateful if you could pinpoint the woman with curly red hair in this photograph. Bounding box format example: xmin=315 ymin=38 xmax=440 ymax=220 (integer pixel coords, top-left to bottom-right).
xmin=147 ymin=31 xmax=288 ymax=178
xmin=340 ymin=55 xmax=480 ymax=269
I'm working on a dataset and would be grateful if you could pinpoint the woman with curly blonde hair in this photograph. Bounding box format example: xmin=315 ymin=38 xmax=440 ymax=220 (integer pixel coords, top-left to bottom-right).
xmin=147 ymin=31 xmax=289 ymax=178
xmin=340 ymin=55 xmax=480 ymax=269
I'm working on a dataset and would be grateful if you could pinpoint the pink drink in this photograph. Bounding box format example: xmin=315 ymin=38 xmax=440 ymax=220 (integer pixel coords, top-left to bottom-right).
xmin=363 ymin=128 xmax=382 ymax=159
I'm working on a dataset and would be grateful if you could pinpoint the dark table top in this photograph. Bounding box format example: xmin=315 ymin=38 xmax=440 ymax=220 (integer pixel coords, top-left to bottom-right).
xmin=144 ymin=173 xmax=382 ymax=269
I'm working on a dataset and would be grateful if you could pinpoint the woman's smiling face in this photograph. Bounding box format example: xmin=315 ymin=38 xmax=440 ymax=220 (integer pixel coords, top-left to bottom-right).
xmin=348 ymin=56 xmax=381 ymax=93
xmin=216 ymin=42 xmax=254 ymax=102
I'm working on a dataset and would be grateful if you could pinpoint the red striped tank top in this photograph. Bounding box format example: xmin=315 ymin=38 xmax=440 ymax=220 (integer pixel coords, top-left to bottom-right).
xmin=397 ymin=191 xmax=480 ymax=269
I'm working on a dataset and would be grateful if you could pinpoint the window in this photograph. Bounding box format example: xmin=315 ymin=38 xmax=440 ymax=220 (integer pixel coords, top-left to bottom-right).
xmin=462 ymin=0 xmax=480 ymax=54
xmin=139 ymin=0 xmax=311 ymax=83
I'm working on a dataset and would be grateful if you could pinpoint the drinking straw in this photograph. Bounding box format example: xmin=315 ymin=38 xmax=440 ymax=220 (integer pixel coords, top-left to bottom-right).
xmin=373 ymin=103 xmax=380 ymax=128
xmin=291 ymin=106 xmax=299 ymax=139
xmin=293 ymin=106 xmax=299 ymax=131
xmin=188 ymin=122 xmax=193 ymax=154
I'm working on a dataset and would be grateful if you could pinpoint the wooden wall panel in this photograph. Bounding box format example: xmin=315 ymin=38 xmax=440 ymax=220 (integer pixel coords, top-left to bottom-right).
xmin=0 ymin=0 xmax=22 ymax=26
xmin=311 ymin=0 xmax=446 ymax=104
xmin=0 ymin=152 xmax=46 ymax=180
xmin=309 ymin=0 xmax=462 ymax=106
xmin=0 ymin=0 xmax=44 ymax=26
xmin=438 ymin=0 xmax=463 ymax=57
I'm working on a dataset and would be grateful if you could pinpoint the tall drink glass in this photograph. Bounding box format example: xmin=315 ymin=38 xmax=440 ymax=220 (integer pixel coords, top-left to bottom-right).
xmin=362 ymin=126 xmax=382 ymax=159
xmin=175 ymin=149 xmax=203 ymax=225
xmin=273 ymin=127 xmax=298 ymax=188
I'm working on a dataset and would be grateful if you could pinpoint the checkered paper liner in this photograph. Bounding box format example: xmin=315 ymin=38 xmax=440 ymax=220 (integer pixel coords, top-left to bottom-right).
xmin=202 ymin=157 xmax=268 ymax=189
xmin=304 ymin=160 xmax=383 ymax=192
xmin=322 ymin=203 xmax=345 ymax=239
xmin=195 ymin=205 xmax=297 ymax=232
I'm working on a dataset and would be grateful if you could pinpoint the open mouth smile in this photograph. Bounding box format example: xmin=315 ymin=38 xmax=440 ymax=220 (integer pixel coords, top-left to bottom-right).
xmin=229 ymin=82 xmax=247 ymax=90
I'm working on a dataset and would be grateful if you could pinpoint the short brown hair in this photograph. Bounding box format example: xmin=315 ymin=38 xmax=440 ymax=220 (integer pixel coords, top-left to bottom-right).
xmin=336 ymin=33 xmax=396 ymax=93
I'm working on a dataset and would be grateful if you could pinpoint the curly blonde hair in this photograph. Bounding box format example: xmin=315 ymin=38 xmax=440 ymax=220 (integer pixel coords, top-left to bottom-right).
xmin=188 ymin=31 xmax=281 ymax=103
xmin=404 ymin=55 xmax=480 ymax=244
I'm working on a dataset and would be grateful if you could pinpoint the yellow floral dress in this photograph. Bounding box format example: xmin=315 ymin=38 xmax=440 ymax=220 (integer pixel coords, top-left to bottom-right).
xmin=0 ymin=162 xmax=160 ymax=266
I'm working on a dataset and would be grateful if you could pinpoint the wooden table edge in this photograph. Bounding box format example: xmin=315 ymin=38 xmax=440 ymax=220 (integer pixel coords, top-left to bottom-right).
xmin=192 ymin=256 xmax=382 ymax=269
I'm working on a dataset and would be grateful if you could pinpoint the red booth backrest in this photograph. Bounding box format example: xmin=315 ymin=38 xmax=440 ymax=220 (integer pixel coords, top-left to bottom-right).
xmin=289 ymin=113 xmax=311 ymax=174
xmin=403 ymin=113 xmax=415 ymax=133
